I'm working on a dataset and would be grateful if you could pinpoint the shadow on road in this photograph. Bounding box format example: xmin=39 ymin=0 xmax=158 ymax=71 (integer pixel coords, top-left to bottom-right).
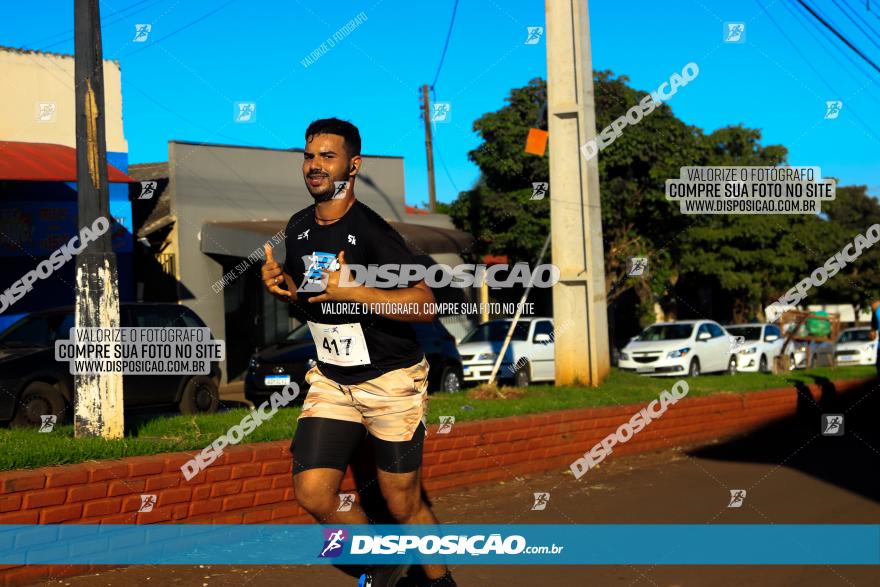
xmin=689 ymin=376 xmax=879 ymax=503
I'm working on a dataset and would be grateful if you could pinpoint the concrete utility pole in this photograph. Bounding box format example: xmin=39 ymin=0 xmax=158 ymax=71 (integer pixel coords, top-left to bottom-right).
xmin=545 ymin=0 xmax=610 ymax=385
xmin=420 ymin=84 xmax=438 ymax=212
xmin=74 ymin=0 xmax=124 ymax=438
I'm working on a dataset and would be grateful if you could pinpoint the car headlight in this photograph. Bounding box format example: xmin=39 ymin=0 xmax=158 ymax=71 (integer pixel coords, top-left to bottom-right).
xmin=741 ymin=346 xmax=758 ymax=355
xmin=619 ymin=352 xmax=630 ymax=361
xmin=865 ymin=344 xmax=875 ymax=353
xmin=667 ymin=347 xmax=690 ymax=358
xmin=248 ymin=356 xmax=259 ymax=370
xmin=476 ymin=352 xmax=497 ymax=361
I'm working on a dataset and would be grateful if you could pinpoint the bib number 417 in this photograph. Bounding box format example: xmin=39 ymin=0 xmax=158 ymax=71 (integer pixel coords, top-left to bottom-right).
xmin=322 ymin=336 xmax=353 ymax=357
xmin=307 ymin=321 xmax=371 ymax=367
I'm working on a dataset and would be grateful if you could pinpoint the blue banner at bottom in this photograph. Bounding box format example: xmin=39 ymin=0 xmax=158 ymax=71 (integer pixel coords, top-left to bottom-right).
xmin=1 ymin=524 xmax=878 ymax=565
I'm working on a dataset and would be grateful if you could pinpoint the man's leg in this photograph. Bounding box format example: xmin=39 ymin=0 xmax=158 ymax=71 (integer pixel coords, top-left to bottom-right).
xmin=374 ymin=430 xmax=452 ymax=584
xmin=291 ymin=417 xmax=371 ymax=524
xmin=294 ymin=468 xmax=370 ymax=524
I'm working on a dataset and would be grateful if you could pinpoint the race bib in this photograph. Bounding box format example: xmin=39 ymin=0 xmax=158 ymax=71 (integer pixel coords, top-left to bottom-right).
xmin=307 ymin=321 xmax=371 ymax=367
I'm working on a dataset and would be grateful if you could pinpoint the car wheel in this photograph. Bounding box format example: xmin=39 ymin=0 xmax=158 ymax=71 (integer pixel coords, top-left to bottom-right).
xmin=178 ymin=376 xmax=220 ymax=414
xmin=759 ymin=354 xmax=768 ymax=373
xmin=688 ymin=358 xmax=701 ymax=377
xmin=439 ymin=366 xmax=463 ymax=393
xmin=12 ymin=382 xmax=67 ymax=428
xmin=514 ymin=362 xmax=531 ymax=387
xmin=727 ymin=356 xmax=737 ymax=375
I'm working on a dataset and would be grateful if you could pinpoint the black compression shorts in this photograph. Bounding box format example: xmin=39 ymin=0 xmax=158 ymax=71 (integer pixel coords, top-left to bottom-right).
xmin=290 ymin=417 xmax=425 ymax=474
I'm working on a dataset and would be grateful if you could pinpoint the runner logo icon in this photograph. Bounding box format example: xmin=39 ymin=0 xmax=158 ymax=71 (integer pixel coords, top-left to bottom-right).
xmin=822 ymin=414 xmax=844 ymax=436
xmin=319 ymin=528 xmax=348 ymax=558
xmin=531 ymin=492 xmax=550 ymax=510
xmin=727 ymin=489 xmax=747 ymax=508
xmin=38 ymin=415 xmax=57 ymax=433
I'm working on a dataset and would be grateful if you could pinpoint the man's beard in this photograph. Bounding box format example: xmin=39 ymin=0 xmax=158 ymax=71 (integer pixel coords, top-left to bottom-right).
xmin=306 ymin=171 xmax=347 ymax=203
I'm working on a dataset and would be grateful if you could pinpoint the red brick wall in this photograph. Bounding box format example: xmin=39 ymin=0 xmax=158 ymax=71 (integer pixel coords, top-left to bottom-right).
xmin=0 ymin=378 xmax=867 ymax=585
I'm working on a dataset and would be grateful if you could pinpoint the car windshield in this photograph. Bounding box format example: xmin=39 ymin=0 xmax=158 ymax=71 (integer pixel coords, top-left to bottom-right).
xmin=0 ymin=313 xmax=73 ymax=347
xmin=636 ymin=324 xmax=693 ymax=341
xmin=838 ymin=330 xmax=872 ymax=343
xmin=461 ymin=321 xmax=530 ymax=343
xmin=726 ymin=326 xmax=762 ymax=341
xmin=284 ymin=324 xmax=313 ymax=342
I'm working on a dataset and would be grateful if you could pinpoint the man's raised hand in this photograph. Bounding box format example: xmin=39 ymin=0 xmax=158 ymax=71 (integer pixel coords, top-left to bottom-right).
xmin=262 ymin=244 xmax=292 ymax=300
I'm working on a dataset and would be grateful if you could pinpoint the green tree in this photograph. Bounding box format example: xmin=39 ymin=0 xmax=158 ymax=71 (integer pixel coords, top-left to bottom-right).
xmin=817 ymin=184 xmax=880 ymax=308
xmin=446 ymin=74 xmax=871 ymax=325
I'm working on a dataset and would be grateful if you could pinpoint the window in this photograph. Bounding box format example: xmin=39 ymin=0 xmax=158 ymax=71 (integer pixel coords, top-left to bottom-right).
xmin=533 ymin=320 xmax=554 ymax=343
xmin=285 ymin=323 xmax=313 ymax=342
xmin=726 ymin=326 xmax=761 ymax=341
xmin=637 ymin=324 xmax=694 ymax=341
xmin=838 ymin=329 xmax=872 ymax=343
xmin=462 ymin=321 xmax=530 ymax=343
xmin=131 ymin=306 xmax=201 ymax=328
xmin=0 ymin=312 xmax=73 ymax=346
xmin=707 ymin=323 xmax=725 ymax=338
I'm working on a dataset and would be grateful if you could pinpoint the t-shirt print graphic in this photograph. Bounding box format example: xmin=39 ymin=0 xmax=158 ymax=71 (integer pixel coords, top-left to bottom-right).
xmin=298 ymin=251 xmax=340 ymax=293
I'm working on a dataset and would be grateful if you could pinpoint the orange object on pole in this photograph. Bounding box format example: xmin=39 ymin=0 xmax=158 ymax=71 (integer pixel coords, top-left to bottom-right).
xmin=524 ymin=128 xmax=549 ymax=155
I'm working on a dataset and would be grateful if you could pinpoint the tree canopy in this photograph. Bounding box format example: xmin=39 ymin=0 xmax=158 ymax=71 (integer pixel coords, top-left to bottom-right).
xmin=446 ymin=73 xmax=879 ymax=325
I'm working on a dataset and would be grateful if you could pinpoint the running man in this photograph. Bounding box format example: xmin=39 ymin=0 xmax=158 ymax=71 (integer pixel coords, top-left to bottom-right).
xmin=261 ymin=118 xmax=456 ymax=587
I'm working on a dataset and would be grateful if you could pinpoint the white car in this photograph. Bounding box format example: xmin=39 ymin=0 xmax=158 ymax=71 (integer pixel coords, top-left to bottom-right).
xmin=789 ymin=341 xmax=822 ymax=370
xmin=619 ymin=320 xmax=737 ymax=377
xmin=458 ymin=318 xmax=556 ymax=386
xmin=727 ymin=323 xmax=785 ymax=373
xmin=832 ymin=328 xmax=877 ymax=366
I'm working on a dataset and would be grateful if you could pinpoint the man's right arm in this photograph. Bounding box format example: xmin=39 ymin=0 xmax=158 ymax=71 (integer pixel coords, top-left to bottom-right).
xmin=262 ymin=244 xmax=297 ymax=302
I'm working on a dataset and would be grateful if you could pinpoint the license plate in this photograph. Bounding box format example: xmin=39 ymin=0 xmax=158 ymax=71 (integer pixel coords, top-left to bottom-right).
xmin=265 ymin=374 xmax=291 ymax=386
xmin=636 ymin=367 xmax=653 ymax=373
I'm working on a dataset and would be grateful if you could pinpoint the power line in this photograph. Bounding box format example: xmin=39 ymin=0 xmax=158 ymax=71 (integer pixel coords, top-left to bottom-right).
xmin=122 ymin=0 xmax=239 ymax=57
xmin=430 ymin=0 xmax=460 ymax=90
xmin=833 ymin=0 xmax=880 ymax=52
xmin=434 ymin=137 xmax=461 ymax=194
xmin=127 ymin=82 xmax=263 ymax=147
xmin=769 ymin=0 xmax=880 ymax=142
xmin=842 ymin=0 xmax=880 ymax=35
xmin=40 ymin=0 xmax=168 ymax=50
xmin=794 ymin=0 xmax=880 ymax=75
xmin=785 ymin=0 xmax=880 ymax=98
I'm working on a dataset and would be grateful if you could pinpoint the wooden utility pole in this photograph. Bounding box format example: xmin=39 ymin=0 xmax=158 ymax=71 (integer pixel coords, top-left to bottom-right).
xmin=545 ymin=0 xmax=610 ymax=385
xmin=420 ymin=84 xmax=438 ymax=212
xmin=74 ymin=0 xmax=124 ymax=438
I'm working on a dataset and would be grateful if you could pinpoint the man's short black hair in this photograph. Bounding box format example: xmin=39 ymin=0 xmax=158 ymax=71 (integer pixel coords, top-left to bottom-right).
xmin=305 ymin=118 xmax=361 ymax=157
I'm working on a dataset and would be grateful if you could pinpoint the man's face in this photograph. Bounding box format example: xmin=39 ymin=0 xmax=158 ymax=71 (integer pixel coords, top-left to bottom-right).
xmin=302 ymin=133 xmax=358 ymax=202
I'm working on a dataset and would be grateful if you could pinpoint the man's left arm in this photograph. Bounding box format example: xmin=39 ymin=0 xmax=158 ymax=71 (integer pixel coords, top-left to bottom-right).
xmin=348 ymin=279 xmax=436 ymax=322
xmin=307 ymin=249 xmax=436 ymax=322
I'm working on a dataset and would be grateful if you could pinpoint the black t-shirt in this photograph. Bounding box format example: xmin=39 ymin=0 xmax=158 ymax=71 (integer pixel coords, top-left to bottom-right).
xmin=282 ymin=200 xmax=425 ymax=384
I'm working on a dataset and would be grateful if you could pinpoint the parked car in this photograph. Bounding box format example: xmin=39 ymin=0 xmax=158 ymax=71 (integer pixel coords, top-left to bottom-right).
xmin=0 ymin=304 xmax=222 ymax=427
xmin=618 ymin=320 xmax=737 ymax=377
xmin=726 ymin=323 xmax=784 ymax=373
xmin=831 ymin=327 xmax=877 ymax=366
xmin=245 ymin=319 xmax=464 ymax=404
xmin=458 ymin=318 xmax=556 ymax=386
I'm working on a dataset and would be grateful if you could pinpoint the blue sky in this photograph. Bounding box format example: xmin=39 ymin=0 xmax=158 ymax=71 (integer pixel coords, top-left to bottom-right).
xmin=3 ymin=0 xmax=880 ymax=206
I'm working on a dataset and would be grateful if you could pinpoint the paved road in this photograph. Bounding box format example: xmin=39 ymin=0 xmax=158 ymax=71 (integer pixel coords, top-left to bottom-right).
xmin=41 ymin=381 xmax=880 ymax=586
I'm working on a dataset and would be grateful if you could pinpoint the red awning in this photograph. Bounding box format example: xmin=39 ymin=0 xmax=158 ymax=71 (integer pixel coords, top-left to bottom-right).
xmin=0 ymin=141 xmax=133 ymax=183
